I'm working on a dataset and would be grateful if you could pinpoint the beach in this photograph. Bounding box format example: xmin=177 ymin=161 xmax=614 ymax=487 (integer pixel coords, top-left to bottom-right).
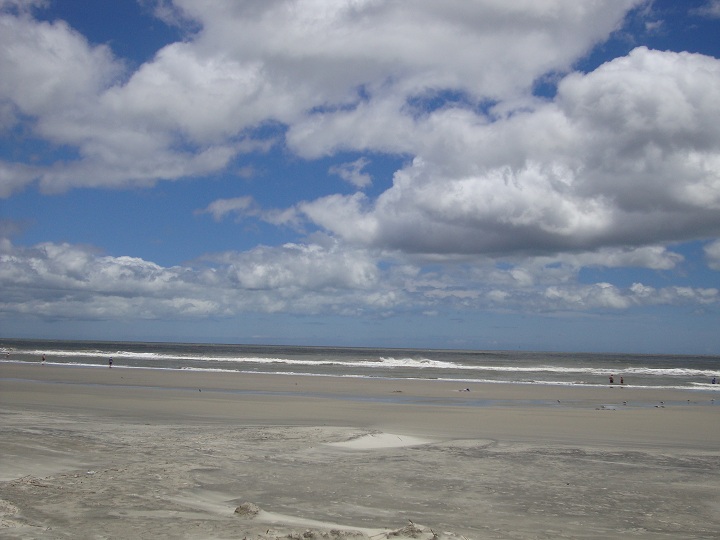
xmin=1 ymin=363 xmax=719 ymax=539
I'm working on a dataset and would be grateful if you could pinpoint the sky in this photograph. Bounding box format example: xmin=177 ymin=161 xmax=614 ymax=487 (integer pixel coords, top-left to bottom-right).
xmin=1 ymin=0 xmax=720 ymax=354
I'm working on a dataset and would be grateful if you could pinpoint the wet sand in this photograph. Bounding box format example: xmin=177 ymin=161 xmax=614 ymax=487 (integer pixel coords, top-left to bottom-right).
xmin=1 ymin=363 xmax=719 ymax=538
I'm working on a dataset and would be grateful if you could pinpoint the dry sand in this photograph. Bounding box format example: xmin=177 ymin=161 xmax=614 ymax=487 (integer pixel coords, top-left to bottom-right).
xmin=1 ymin=363 xmax=719 ymax=539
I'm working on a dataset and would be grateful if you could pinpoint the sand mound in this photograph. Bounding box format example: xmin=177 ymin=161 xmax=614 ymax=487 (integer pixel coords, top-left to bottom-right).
xmin=235 ymin=501 xmax=262 ymax=517
xmin=326 ymin=432 xmax=434 ymax=450
xmin=387 ymin=522 xmax=434 ymax=538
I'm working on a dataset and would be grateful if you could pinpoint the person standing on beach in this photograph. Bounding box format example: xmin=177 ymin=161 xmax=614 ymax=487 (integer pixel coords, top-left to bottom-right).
xmin=42 ymin=354 xmax=45 ymax=365
xmin=609 ymin=375 xmax=614 ymax=384
xmin=108 ymin=357 xmax=113 ymax=368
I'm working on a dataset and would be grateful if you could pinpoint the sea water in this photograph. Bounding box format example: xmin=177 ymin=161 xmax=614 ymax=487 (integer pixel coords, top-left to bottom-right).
xmin=1 ymin=338 xmax=719 ymax=391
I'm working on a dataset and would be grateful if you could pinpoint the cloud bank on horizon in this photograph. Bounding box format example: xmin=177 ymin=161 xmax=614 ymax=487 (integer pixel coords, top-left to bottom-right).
xmin=1 ymin=0 xmax=719 ymax=352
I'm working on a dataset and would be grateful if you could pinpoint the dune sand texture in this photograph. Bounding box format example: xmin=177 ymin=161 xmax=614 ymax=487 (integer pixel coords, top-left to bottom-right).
xmin=1 ymin=363 xmax=719 ymax=539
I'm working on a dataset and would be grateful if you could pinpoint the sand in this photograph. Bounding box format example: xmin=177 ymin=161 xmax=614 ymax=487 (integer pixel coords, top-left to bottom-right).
xmin=1 ymin=363 xmax=719 ymax=539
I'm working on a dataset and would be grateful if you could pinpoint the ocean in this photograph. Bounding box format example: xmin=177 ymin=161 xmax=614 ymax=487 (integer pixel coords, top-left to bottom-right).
xmin=1 ymin=338 xmax=719 ymax=391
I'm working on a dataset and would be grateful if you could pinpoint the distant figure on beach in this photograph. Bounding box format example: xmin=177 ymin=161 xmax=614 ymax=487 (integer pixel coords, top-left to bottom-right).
xmin=713 ymin=377 xmax=717 ymax=385
xmin=620 ymin=377 xmax=624 ymax=385
xmin=108 ymin=357 xmax=113 ymax=368
xmin=609 ymin=375 xmax=614 ymax=384
xmin=42 ymin=354 xmax=45 ymax=365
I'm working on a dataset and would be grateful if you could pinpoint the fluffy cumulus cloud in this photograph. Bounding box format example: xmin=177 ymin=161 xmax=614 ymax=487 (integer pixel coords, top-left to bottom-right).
xmin=0 ymin=8 xmax=238 ymax=193
xmin=0 ymin=0 xmax=640 ymax=195
xmin=1 ymin=0 xmax=720 ymax=332
xmin=298 ymin=47 xmax=720 ymax=256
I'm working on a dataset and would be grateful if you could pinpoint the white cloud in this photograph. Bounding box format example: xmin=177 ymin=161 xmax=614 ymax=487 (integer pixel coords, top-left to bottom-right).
xmin=296 ymin=48 xmax=720 ymax=257
xmin=206 ymin=241 xmax=379 ymax=292
xmin=197 ymin=196 xmax=302 ymax=227
xmin=0 ymin=13 xmax=122 ymax=117
xmin=0 ymin=162 xmax=38 ymax=198
xmin=1 ymin=238 xmax=716 ymax=324
xmin=0 ymin=0 xmax=643 ymax=196
xmin=101 ymin=42 xmax=275 ymax=144
xmin=196 ymin=196 xmax=258 ymax=221
xmin=557 ymin=246 xmax=684 ymax=271
xmin=692 ymin=0 xmax=720 ymax=18
xmin=0 ymin=10 xmax=242 ymax=193
xmin=544 ymin=282 xmax=632 ymax=310
xmin=0 ymin=239 xmax=389 ymax=319
xmin=0 ymin=0 xmax=47 ymax=15
xmin=178 ymin=0 xmax=637 ymax=100
xmin=300 ymin=192 xmax=379 ymax=245
xmin=470 ymin=245 xmax=684 ymax=292
xmin=705 ymin=239 xmax=720 ymax=270
xmin=329 ymin=157 xmax=372 ymax=188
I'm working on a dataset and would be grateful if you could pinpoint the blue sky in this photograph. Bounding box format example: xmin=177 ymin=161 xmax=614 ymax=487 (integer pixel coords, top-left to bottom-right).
xmin=2 ymin=0 xmax=720 ymax=353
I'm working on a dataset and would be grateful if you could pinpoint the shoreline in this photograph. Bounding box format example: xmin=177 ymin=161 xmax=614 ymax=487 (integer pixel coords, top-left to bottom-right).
xmin=4 ymin=360 xmax=718 ymax=395
xmin=2 ymin=363 xmax=720 ymax=538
